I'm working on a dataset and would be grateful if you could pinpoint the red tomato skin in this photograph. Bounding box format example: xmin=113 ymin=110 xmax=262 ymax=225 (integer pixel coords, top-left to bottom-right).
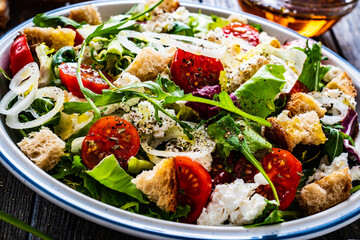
xmin=174 ymin=156 xmax=212 ymax=223
xmin=170 ymin=49 xmax=224 ymax=94
xmin=222 ymin=23 xmax=260 ymax=46
xmin=259 ymin=148 xmax=302 ymax=210
xmin=10 ymin=35 xmax=34 ymax=76
xmin=65 ymin=25 xmax=84 ymax=46
xmin=81 ymin=116 xmax=140 ymax=169
xmin=59 ymin=63 xmax=111 ymax=98
xmin=289 ymin=81 xmax=308 ymax=94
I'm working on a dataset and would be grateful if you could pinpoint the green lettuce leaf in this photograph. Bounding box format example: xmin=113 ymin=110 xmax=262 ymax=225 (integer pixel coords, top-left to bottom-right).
xmin=234 ymin=64 xmax=286 ymax=118
xmin=86 ymin=155 xmax=148 ymax=203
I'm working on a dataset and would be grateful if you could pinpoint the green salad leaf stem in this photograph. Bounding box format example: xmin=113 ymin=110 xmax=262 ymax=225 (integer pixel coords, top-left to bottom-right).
xmin=0 ymin=210 xmax=52 ymax=240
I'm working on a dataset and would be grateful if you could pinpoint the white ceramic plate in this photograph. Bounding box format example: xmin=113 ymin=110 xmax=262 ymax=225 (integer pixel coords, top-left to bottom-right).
xmin=0 ymin=1 xmax=359 ymax=239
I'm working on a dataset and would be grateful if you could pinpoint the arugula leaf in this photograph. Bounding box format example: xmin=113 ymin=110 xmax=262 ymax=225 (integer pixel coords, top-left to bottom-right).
xmin=296 ymin=42 xmax=331 ymax=91
xmin=234 ymin=64 xmax=286 ymax=118
xmin=51 ymin=155 xmax=85 ymax=179
xmin=207 ymin=114 xmax=279 ymax=204
xmin=323 ymin=125 xmax=354 ymax=162
xmin=169 ymin=21 xmax=195 ymax=36
xmin=51 ymin=46 xmax=76 ymax=77
xmin=297 ymin=168 xmax=315 ymax=191
xmin=86 ymin=154 xmax=148 ymax=203
xmin=33 ymin=13 xmax=83 ymax=28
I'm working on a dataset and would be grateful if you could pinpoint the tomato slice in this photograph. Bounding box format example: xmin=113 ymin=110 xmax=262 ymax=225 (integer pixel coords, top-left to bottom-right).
xmin=222 ymin=22 xmax=260 ymax=46
xmin=256 ymin=148 xmax=302 ymax=210
xmin=81 ymin=116 xmax=140 ymax=170
xmin=174 ymin=156 xmax=212 ymax=223
xmin=170 ymin=49 xmax=224 ymax=94
xmin=59 ymin=63 xmax=111 ymax=98
xmin=289 ymin=80 xmax=308 ymax=94
xmin=10 ymin=35 xmax=34 ymax=76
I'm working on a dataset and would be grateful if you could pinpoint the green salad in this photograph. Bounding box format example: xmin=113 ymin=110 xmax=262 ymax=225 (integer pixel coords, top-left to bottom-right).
xmin=0 ymin=0 xmax=359 ymax=226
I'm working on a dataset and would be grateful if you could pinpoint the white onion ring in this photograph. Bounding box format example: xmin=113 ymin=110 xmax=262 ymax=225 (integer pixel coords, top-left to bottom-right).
xmin=117 ymin=34 xmax=142 ymax=54
xmin=121 ymin=30 xmax=226 ymax=59
xmin=0 ymin=84 xmax=38 ymax=116
xmin=9 ymin=62 xmax=40 ymax=94
xmin=6 ymin=87 xmax=64 ymax=129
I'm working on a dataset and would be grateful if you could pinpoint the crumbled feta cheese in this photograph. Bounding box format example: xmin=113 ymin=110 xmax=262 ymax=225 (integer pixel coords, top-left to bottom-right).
xmin=140 ymin=7 xmax=190 ymax=33
xmin=197 ymin=179 xmax=267 ymax=226
xmin=222 ymin=55 xmax=269 ymax=92
xmin=254 ymin=172 xmax=268 ymax=185
xmin=113 ymin=71 xmax=142 ymax=89
xmin=307 ymin=153 xmax=360 ymax=183
xmin=123 ymin=101 xmax=176 ymax=138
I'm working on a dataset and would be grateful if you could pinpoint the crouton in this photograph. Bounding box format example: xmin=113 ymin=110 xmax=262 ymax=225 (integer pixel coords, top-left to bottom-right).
xmin=17 ymin=127 xmax=66 ymax=171
xmin=126 ymin=47 xmax=173 ymax=81
xmin=23 ymin=27 xmax=76 ymax=51
xmin=297 ymin=168 xmax=352 ymax=215
xmin=326 ymin=72 xmax=357 ymax=98
xmin=132 ymin=158 xmax=178 ymax=212
xmin=146 ymin=0 xmax=179 ymax=13
xmin=0 ymin=0 xmax=9 ymax=29
xmin=69 ymin=5 xmax=102 ymax=25
xmin=264 ymin=110 xmax=326 ymax=151
xmin=286 ymin=92 xmax=327 ymax=118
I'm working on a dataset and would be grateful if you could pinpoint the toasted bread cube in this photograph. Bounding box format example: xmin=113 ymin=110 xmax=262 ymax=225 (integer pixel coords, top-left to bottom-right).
xmin=297 ymin=168 xmax=352 ymax=215
xmin=146 ymin=0 xmax=179 ymax=13
xmin=132 ymin=158 xmax=178 ymax=212
xmin=18 ymin=127 xmax=65 ymax=171
xmin=286 ymin=92 xmax=327 ymax=118
xmin=69 ymin=5 xmax=102 ymax=25
xmin=326 ymin=72 xmax=357 ymax=98
xmin=126 ymin=47 xmax=173 ymax=81
xmin=264 ymin=111 xmax=326 ymax=151
xmin=23 ymin=27 xmax=75 ymax=51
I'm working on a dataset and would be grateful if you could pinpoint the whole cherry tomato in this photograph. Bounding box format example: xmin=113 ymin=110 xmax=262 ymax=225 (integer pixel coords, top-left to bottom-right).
xmin=59 ymin=63 xmax=111 ymax=98
xmin=10 ymin=35 xmax=34 ymax=76
xmin=174 ymin=156 xmax=212 ymax=223
xmin=81 ymin=116 xmax=140 ymax=169
xmin=170 ymin=49 xmax=224 ymax=93
xmin=222 ymin=22 xmax=260 ymax=46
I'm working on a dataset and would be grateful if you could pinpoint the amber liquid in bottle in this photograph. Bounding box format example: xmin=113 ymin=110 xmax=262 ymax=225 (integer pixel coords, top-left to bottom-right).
xmin=239 ymin=0 xmax=349 ymax=37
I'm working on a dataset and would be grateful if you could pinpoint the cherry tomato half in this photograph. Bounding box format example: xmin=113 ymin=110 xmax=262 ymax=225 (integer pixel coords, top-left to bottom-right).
xmin=81 ymin=116 xmax=140 ymax=170
xmin=10 ymin=35 xmax=34 ymax=76
xmin=174 ymin=156 xmax=212 ymax=223
xmin=289 ymin=81 xmax=308 ymax=94
xmin=59 ymin=63 xmax=111 ymax=98
xmin=64 ymin=25 xmax=84 ymax=46
xmin=256 ymin=148 xmax=302 ymax=210
xmin=222 ymin=22 xmax=260 ymax=46
xmin=170 ymin=49 xmax=224 ymax=94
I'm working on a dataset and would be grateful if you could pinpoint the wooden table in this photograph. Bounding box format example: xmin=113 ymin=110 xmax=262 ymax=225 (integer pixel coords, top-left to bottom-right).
xmin=0 ymin=0 xmax=359 ymax=239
